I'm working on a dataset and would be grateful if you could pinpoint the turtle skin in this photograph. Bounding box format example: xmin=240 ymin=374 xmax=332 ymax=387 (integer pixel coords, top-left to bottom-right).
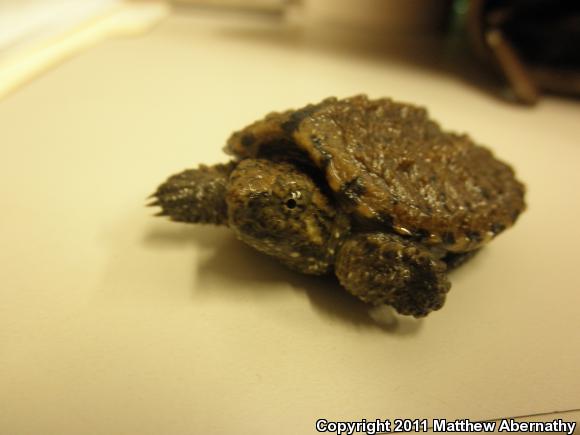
xmin=152 ymin=95 xmax=526 ymax=317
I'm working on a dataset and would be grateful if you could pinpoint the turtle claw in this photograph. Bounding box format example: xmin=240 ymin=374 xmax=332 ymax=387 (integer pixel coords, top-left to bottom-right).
xmin=149 ymin=162 xmax=236 ymax=225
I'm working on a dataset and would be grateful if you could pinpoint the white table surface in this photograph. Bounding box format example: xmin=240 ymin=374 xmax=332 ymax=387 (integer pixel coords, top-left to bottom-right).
xmin=1 ymin=8 xmax=579 ymax=435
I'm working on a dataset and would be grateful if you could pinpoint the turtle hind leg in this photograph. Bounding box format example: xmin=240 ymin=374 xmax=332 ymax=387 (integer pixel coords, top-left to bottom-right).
xmin=335 ymin=233 xmax=451 ymax=318
xmin=150 ymin=161 xmax=236 ymax=225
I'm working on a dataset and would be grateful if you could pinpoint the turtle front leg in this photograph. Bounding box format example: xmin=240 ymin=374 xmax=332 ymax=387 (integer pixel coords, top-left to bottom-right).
xmin=150 ymin=161 xmax=236 ymax=225
xmin=335 ymin=233 xmax=451 ymax=318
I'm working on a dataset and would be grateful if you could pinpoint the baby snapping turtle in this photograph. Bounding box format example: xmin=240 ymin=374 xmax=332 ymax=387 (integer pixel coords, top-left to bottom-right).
xmin=151 ymin=96 xmax=525 ymax=317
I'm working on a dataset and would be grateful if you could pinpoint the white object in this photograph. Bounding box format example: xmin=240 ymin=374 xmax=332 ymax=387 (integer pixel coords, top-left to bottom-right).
xmin=0 ymin=1 xmax=170 ymax=99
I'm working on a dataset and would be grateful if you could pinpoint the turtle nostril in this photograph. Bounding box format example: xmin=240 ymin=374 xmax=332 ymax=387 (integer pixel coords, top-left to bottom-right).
xmin=285 ymin=199 xmax=297 ymax=209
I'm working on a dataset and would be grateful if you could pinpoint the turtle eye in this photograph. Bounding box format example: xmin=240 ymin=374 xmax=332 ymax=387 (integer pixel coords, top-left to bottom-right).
xmin=284 ymin=191 xmax=302 ymax=210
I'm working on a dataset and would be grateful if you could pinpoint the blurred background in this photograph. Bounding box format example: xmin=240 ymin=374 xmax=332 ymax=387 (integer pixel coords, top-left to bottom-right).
xmin=1 ymin=0 xmax=578 ymax=104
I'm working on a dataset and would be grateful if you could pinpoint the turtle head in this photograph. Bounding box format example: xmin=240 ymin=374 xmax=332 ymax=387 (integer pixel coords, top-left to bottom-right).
xmin=226 ymin=159 xmax=349 ymax=275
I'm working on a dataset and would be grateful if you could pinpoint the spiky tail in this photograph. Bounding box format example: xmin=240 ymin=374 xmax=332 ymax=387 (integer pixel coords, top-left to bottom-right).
xmin=149 ymin=161 xmax=237 ymax=225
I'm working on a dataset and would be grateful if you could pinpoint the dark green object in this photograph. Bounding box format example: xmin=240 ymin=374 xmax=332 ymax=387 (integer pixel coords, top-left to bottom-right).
xmin=151 ymin=96 xmax=526 ymax=317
